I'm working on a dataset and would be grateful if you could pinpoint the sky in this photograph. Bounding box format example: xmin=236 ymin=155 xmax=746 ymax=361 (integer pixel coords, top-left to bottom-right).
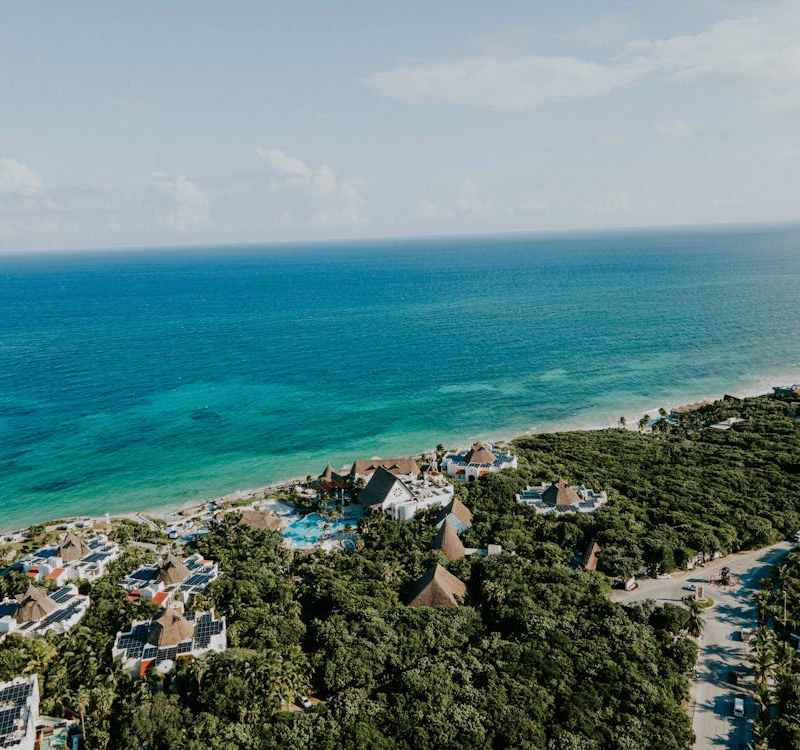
xmin=1 ymin=0 xmax=799 ymax=251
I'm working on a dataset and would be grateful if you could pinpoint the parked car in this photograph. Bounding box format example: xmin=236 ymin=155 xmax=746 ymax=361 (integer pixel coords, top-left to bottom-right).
xmin=733 ymin=697 xmax=745 ymax=718
xmin=729 ymin=670 xmax=739 ymax=685
xmin=683 ymin=584 xmax=697 ymax=592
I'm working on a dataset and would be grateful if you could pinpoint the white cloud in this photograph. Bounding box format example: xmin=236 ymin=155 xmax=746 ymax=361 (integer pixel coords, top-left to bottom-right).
xmin=257 ymin=147 xmax=365 ymax=225
xmin=368 ymin=6 xmax=800 ymax=111
xmin=0 ymin=158 xmax=43 ymax=198
xmin=152 ymin=173 xmax=210 ymax=232
xmin=656 ymin=119 xmax=693 ymax=138
xmin=368 ymin=56 xmax=640 ymax=112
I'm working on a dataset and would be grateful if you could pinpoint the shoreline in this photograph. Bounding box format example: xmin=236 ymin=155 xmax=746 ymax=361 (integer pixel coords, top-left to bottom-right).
xmin=2 ymin=371 xmax=797 ymax=536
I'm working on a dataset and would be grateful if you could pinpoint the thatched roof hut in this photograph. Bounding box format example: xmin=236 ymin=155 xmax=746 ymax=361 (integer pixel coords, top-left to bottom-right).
xmin=431 ymin=519 xmax=466 ymax=562
xmin=148 ymin=607 xmax=194 ymax=647
xmin=407 ymin=564 xmax=466 ymax=609
xmin=158 ymin=554 xmax=190 ymax=586
xmin=15 ymin=586 xmax=57 ymax=623
xmin=58 ymin=532 xmax=89 ymax=562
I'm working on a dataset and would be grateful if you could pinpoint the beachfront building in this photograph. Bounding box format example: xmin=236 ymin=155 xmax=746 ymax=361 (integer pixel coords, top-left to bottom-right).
xmin=516 ymin=480 xmax=608 ymax=515
xmin=442 ymin=442 xmax=517 ymax=482
xmin=15 ymin=532 xmax=121 ymax=586
xmin=0 ymin=675 xmax=38 ymax=750
xmin=773 ymin=384 xmax=800 ymax=399
xmin=407 ymin=564 xmax=466 ymax=609
xmin=113 ymin=606 xmax=227 ymax=678
xmin=669 ymin=400 xmax=713 ymax=419
xmin=235 ymin=508 xmax=286 ymax=532
xmin=120 ymin=553 xmax=219 ymax=607
xmin=349 ymin=457 xmax=419 ymax=484
xmin=358 ymin=467 xmax=454 ymax=521
xmin=434 ymin=498 xmax=473 ymax=534
xmin=0 ymin=585 xmax=90 ymax=640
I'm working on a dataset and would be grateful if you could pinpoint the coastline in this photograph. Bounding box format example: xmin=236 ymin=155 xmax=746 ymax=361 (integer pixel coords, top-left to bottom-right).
xmin=3 ymin=368 xmax=797 ymax=536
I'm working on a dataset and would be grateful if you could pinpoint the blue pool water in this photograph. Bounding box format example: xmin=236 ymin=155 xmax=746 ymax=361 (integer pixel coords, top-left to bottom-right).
xmin=281 ymin=508 xmax=364 ymax=549
xmin=1 ymin=224 xmax=800 ymax=529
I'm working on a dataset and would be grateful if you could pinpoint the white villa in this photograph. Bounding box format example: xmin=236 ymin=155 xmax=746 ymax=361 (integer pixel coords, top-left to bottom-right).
xmin=0 ymin=675 xmax=38 ymax=750
xmin=15 ymin=533 xmax=120 ymax=586
xmin=0 ymin=585 xmax=90 ymax=640
xmin=113 ymin=605 xmax=227 ymax=678
xmin=516 ymin=480 xmax=608 ymax=515
xmin=442 ymin=442 xmax=517 ymax=482
xmin=120 ymin=553 xmax=219 ymax=608
xmin=358 ymin=467 xmax=454 ymax=521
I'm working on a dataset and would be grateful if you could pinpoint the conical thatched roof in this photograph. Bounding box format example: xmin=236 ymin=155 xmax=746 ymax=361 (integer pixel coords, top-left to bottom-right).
xmin=407 ymin=564 xmax=466 ymax=608
xmin=542 ymin=480 xmax=580 ymax=508
xmin=148 ymin=607 xmax=194 ymax=647
xmin=436 ymin=497 xmax=473 ymax=529
xmin=431 ymin=519 xmax=466 ymax=561
xmin=159 ymin=554 xmax=190 ymax=585
xmin=15 ymin=585 xmax=57 ymax=623
xmin=58 ymin=532 xmax=89 ymax=562
xmin=238 ymin=509 xmax=284 ymax=531
xmin=351 ymin=457 xmax=419 ymax=478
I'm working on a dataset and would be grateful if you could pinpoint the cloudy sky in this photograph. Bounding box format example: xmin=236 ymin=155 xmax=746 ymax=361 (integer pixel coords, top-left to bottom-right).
xmin=2 ymin=0 xmax=799 ymax=251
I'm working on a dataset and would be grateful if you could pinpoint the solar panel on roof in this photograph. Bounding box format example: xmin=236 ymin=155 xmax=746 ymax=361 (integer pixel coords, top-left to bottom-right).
xmin=142 ymin=646 xmax=158 ymax=660
xmin=0 ymin=679 xmax=33 ymax=746
xmin=84 ymin=552 xmax=107 ymax=563
xmin=50 ymin=587 xmax=74 ymax=604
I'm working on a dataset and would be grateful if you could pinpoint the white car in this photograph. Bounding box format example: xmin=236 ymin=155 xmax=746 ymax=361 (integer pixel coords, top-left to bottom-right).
xmin=684 ymin=584 xmax=697 ymax=592
xmin=733 ymin=697 xmax=744 ymax=718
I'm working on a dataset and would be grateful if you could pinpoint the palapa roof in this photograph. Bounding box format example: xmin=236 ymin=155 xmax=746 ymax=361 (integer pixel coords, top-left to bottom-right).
xmin=15 ymin=585 xmax=57 ymax=623
xmin=542 ymin=480 xmax=581 ymax=508
xmin=238 ymin=509 xmax=284 ymax=531
xmin=431 ymin=519 xmax=465 ymax=561
xmin=358 ymin=466 xmax=413 ymax=506
xmin=58 ymin=532 xmax=90 ymax=562
xmin=407 ymin=564 xmax=466 ymax=608
xmin=436 ymin=497 xmax=473 ymax=529
xmin=351 ymin=457 xmax=419 ymax=478
xmin=159 ymin=554 xmax=191 ymax=585
xmin=318 ymin=463 xmax=347 ymax=482
xmin=465 ymin=442 xmax=495 ymax=465
xmin=148 ymin=607 xmax=194 ymax=647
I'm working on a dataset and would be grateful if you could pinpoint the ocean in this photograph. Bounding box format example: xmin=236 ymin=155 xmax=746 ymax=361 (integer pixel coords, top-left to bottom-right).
xmin=1 ymin=224 xmax=799 ymax=530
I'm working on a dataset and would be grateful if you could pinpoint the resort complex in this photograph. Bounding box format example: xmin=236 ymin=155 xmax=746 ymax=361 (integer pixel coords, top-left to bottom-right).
xmin=113 ymin=605 xmax=227 ymax=678
xmin=119 ymin=552 xmax=219 ymax=606
xmin=14 ymin=533 xmax=120 ymax=585
xmin=442 ymin=441 xmax=517 ymax=482
xmin=0 ymin=585 xmax=89 ymax=640
xmin=516 ymin=480 xmax=608 ymax=514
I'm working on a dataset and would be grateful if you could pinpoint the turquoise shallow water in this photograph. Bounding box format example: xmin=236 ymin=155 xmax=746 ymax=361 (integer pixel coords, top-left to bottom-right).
xmin=1 ymin=225 xmax=799 ymax=530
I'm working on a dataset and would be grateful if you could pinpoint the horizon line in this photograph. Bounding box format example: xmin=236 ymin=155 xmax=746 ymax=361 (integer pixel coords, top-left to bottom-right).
xmin=1 ymin=216 xmax=799 ymax=257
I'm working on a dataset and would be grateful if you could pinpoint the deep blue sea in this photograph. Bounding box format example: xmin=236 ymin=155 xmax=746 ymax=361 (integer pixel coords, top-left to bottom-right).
xmin=2 ymin=225 xmax=799 ymax=529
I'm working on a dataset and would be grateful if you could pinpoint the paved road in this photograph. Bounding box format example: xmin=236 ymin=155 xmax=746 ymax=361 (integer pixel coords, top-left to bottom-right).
xmin=612 ymin=541 xmax=796 ymax=750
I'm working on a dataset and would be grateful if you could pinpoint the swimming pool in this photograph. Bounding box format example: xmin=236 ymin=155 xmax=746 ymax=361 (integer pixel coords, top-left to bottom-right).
xmin=281 ymin=507 xmax=364 ymax=549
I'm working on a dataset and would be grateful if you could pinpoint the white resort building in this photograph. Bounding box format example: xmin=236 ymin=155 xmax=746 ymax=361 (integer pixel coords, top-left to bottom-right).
xmin=358 ymin=467 xmax=454 ymax=521
xmin=120 ymin=553 xmax=219 ymax=608
xmin=516 ymin=480 xmax=608 ymax=515
xmin=113 ymin=606 xmax=227 ymax=678
xmin=0 ymin=675 xmax=38 ymax=750
xmin=0 ymin=585 xmax=90 ymax=640
xmin=15 ymin=533 xmax=120 ymax=586
xmin=442 ymin=442 xmax=517 ymax=482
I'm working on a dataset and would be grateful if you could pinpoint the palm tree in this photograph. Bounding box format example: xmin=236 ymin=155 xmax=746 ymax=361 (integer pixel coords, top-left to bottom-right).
xmin=618 ymin=416 xmax=627 ymax=430
xmin=682 ymin=596 xmax=705 ymax=637
xmin=638 ymin=414 xmax=650 ymax=432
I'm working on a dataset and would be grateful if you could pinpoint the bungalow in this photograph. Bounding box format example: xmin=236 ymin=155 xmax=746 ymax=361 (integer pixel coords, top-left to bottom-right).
xmin=669 ymin=400 xmax=713 ymax=419
xmin=583 ymin=541 xmax=601 ymax=572
xmin=236 ymin=509 xmax=286 ymax=532
xmin=516 ymin=480 xmax=608 ymax=514
xmin=113 ymin=605 xmax=227 ymax=678
xmin=434 ymin=498 xmax=473 ymax=534
xmin=442 ymin=442 xmax=517 ymax=482
xmin=431 ymin=519 xmax=466 ymax=562
xmin=0 ymin=585 xmax=89 ymax=640
xmin=120 ymin=552 xmax=219 ymax=607
xmin=358 ymin=466 xmax=454 ymax=521
xmin=0 ymin=675 xmax=38 ymax=750
xmin=710 ymin=417 xmax=743 ymax=430
xmin=15 ymin=533 xmax=121 ymax=586
xmin=407 ymin=564 xmax=466 ymax=609
xmin=773 ymin=384 xmax=800 ymax=399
